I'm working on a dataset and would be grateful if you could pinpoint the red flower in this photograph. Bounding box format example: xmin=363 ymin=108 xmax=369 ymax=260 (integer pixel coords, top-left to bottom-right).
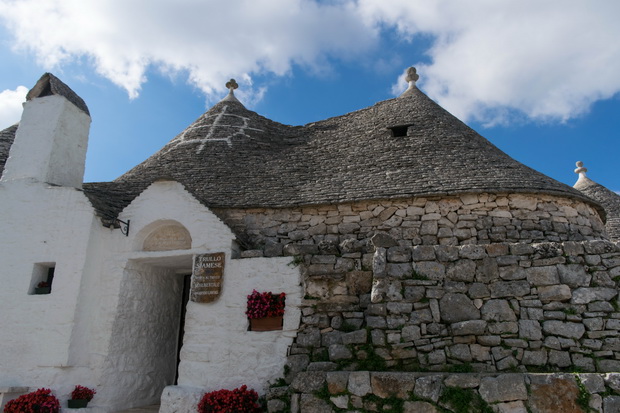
xmin=245 ymin=290 xmax=286 ymax=319
xmin=3 ymin=388 xmax=60 ymax=413
xmin=197 ymin=385 xmax=262 ymax=413
xmin=71 ymin=385 xmax=96 ymax=401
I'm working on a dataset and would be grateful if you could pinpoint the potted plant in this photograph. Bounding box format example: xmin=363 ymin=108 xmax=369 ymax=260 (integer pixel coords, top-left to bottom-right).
xmin=3 ymin=388 xmax=60 ymax=413
xmin=67 ymin=385 xmax=96 ymax=408
xmin=197 ymin=385 xmax=262 ymax=413
xmin=35 ymin=281 xmax=51 ymax=295
xmin=246 ymin=290 xmax=286 ymax=331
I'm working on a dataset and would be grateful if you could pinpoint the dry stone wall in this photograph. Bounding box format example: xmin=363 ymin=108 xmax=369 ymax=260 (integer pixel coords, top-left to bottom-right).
xmin=221 ymin=193 xmax=616 ymax=412
xmin=217 ymin=193 xmax=606 ymax=256
xmin=285 ymin=239 xmax=620 ymax=377
xmin=266 ymin=371 xmax=620 ymax=413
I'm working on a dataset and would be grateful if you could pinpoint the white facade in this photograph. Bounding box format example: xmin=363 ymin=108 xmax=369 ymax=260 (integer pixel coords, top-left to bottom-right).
xmin=0 ymin=82 xmax=302 ymax=412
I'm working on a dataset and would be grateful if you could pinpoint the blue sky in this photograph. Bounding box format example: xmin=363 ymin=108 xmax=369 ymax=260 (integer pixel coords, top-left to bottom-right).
xmin=0 ymin=0 xmax=618 ymax=193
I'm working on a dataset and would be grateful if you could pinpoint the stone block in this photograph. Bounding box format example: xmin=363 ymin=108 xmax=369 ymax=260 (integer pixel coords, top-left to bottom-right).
xmin=481 ymin=299 xmax=517 ymax=322
xmin=422 ymin=349 xmax=444 ymax=365
xmin=579 ymin=374 xmax=605 ymax=393
xmin=348 ymin=371 xmax=371 ymax=396
xmin=557 ymin=264 xmax=590 ymax=287
xmin=436 ymin=246 xmax=459 ymax=262
xmin=370 ymin=372 xmax=416 ymax=398
xmin=328 ymin=344 xmax=352 ymax=361
xmin=529 ymin=376 xmax=583 ymax=413
xmin=420 ymin=220 xmax=438 ymax=235
xmin=500 ymin=265 xmax=527 ymax=281
xmin=342 ymin=329 xmax=367 ymax=345
xmin=519 ymin=320 xmax=543 ymax=341
xmin=548 ymin=350 xmax=572 ymax=367
xmin=451 ymin=320 xmax=487 ymax=336
xmin=411 ymin=246 xmax=436 ymax=261
xmin=326 ymin=371 xmax=349 ymax=394
xmin=439 ymin=293 xmax=480 ymax=323
xmin=297 ymin=329 xmax=321 ymax=347
xmin=446 ymin=259 xmax=476 ymax=282
xmin=495 ymin=356 xmax=519 ymax=371
xmin=488 ymin=321 xmax=518 ymax=334
xmin=460 ymin=245 xmax=487 ymax=260
xmin=447 ymin=344 xmax=472 ymax=362
xmin=444 ymin=374 xmax=480 ymax=388
xmin=604 ymin=396 xmax=620 ymax=413
xmin=387 ymin=246 xmax=411 ymax=262
xmin=522 ymin=349 xmax=548 ymax=366
xmin=329 ymin=395 xmax=349 ymax=409
xmin=299 ymin=394 xmax=334 ymax=413
xmin=373 ymin=248 xmax=387 ymax=278
xmin=290 ymin=372 xmax=327 ymax=393
xmin=267 ymin=399 xmax=287 ymax=412
xmin=468 ymin=283 xmax=490 ymax=299
xmin=402 ymin=325 xmax=422 ymax=341
xmin=476 ymin=257 xmax=499 ymax=283
xmin=526 ymin=266 xmax=559 ymax=286
xmin=346 ymin=271 xmax=373 ymax=295
xmin=479 ymin=375 xmax=527 ymax=403
xmin=370 ymin=232 xmax=398 ymax=248
xmin=387 ymin=263 xmax=413 ymax=278
xmin=470 ymin=344 xmax=491 ymax=361
xmin=414 ymin=375 xmax=443 ymax=402
xmin=414 ymin=262 xmax=446 ymax=280
xmin=543 ymin=320 xmax=585 ymax=339
xmin=538 ymin=284 xmax=572 ymax=302
xmin=489 ymin=281 xmax=531 ymax=298
xmin=598 ymin=360 xmax=620 ymax=372
xmin=571 ymin=287 xmax=618 ymax=304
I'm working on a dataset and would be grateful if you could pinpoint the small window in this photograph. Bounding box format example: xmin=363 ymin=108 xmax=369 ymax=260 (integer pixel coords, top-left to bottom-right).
xmin=30 ymin=263 xmax=55 ymax=295
xmin=387 ymin=124 xmax=413 ymax=137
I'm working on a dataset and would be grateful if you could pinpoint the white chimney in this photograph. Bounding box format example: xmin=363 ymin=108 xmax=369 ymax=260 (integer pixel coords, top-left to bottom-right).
xmin=1 ymin=73 xmax=91 ymax=188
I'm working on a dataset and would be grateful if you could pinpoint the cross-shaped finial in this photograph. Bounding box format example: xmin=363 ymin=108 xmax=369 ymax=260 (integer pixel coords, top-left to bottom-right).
xmin=405 ymin=67 xmax=419 ymax=84
xmin=226 ymin=79 xmax=238 ymax=91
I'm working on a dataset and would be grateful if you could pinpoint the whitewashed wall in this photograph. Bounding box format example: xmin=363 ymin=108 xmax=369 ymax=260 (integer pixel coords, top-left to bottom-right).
xmin=96 ymin=181 xmax=302 ymax=411
xmin=1 ymin=95 xmax=90 ymax=188
xmin=0 ymin=178 xmax=301 ymax=413
xmin=0 ymin=179 xmax=101 ymax=397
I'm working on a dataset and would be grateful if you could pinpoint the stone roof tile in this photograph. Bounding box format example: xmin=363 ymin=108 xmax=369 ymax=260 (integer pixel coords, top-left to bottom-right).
xmin=0 ymin=124 xmax=18 ymax=177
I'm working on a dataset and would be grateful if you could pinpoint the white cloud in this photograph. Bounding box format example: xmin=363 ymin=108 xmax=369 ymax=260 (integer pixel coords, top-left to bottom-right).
xmin=0 ymin=86 xmax=26 ymax=128
xmin=359 ymin=0 xmax=620 ymax=124
xmin=0 ymin=0 xmax=619 ymax=125
xmin=0 ymin=0 xmax=376 ymax=101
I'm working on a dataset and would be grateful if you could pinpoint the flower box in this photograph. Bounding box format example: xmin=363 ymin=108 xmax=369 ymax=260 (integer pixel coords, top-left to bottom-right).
xmin=67 ymin=385 xmax=95 ymax=409
xmin=67 ymin=399 xmax=89 ymax=408
xmin=246 ymin=290 xmax=285 ymax=331
xmin=249 ymin=315 xmax=283 ymax=331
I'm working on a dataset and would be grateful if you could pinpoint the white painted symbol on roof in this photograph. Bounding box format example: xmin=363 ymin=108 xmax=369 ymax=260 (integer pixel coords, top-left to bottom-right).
xmin=165 ymin=105 xmax=264 ymax=153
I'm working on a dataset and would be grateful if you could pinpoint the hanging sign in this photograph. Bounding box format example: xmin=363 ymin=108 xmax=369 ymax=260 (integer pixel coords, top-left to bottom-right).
xmin=191 ymin=252 xmax=225 ymax=303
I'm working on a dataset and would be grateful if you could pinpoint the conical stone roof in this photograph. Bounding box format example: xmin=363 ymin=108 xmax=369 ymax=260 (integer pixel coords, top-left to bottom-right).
xmin=574 ymin=162 xmax=620 ymax=240
xmin=94 ymin=73 xmax=597 ymax=218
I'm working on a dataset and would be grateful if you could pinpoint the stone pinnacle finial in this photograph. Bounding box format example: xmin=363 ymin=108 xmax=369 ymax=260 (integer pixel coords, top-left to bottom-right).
xmin=574 ymin=161 xmax=588 ymax=177
xmin=405 ymin=67 xmax=419 ymax=85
